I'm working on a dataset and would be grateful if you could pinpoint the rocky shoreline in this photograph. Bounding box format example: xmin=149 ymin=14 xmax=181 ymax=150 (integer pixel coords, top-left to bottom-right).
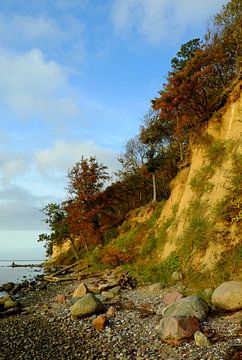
xmin=0 ymin=272 xmax=241 ymax=360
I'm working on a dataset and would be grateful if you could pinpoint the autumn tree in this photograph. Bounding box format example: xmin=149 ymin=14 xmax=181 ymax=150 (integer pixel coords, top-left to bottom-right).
xmin=152 ymin=0 xmax=241 ymax=147
xmin=64 ymin=156 xmax=110 ymax=251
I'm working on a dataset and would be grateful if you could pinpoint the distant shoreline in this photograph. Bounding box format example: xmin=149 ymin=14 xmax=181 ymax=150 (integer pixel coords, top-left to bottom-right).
xmin=0 ymin=260 xmax=45 ymax=262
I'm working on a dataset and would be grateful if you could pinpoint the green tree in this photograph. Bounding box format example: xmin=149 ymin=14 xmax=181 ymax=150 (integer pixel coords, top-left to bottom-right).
xmin=38 ymin=202 xmax=79 ymax=260
xmin=170 ymin=38 xmax=201 ymax=73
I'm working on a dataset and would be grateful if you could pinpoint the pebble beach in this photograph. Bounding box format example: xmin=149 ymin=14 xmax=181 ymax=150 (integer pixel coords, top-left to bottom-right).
xmin=0 ymin=274 xmax=241 ymax=360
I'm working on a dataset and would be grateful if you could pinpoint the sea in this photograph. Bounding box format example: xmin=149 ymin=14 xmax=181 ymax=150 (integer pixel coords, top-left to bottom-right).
xmin=0 ymin=260 xmax=44 ymax=296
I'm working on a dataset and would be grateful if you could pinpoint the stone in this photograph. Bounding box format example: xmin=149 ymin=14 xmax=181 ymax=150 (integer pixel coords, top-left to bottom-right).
xmin=194 ymin=331 xmax=211 ymax=347
xmin=4 ymin=300 xmax=17 ymax=310
xmin=72 ymin=282 xmax=89 ymax=298
xmin=156 ymin=316 xmax=200 ymax=340
xmin=110 ymin=286 xmax=121 ymax=295
xmin=163 ymin=289 xmax=184 ymax=307
xmin=147 ymin=283 xmax=164 ymax=294
xmin=2 ymin=282 xmax=15 ymax=292
xmin=95 ymin=294 xmax=107 ymax=303
xmin=54 ymin=295 xmax=66 ymax=303
xmin=171 ymin=271 xmax=183 ymax=281
xmin=11 ymin=284 xmax=21 ymax=295
xmin=106 ymin=306 xmax=116 ymax=317
xmin=37 ymin=281 xmax=47 ymax=290
xmin=226 ymin=310 xmax=242 ymax=323
xmin=162 ymin=295 xmax=209 ymax=321
xmin=211 ymin=281 xmax=242 ymax=311
xmin=69 ymin=293 xmax=104 ymax=318
xmin=92 ymin=315 xmax=108 ymax=330
xmin=0 ymin=296 xmax=11 ymax=305
xmin=101 ymin=291 xmax=115 ymax=299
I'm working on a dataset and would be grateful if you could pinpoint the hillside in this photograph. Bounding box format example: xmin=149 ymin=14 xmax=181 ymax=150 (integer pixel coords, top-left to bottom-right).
xmin=50 ymin=80 xmax=241 ymax=290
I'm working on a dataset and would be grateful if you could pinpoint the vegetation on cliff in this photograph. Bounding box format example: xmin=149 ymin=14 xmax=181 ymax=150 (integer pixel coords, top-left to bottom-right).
xmin=39 ymin=0 xmax=241 ymax=288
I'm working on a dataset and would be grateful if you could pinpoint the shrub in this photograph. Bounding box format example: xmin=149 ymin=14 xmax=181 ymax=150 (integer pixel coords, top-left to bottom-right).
xmin=101 ymin=247 xmax=133 ymax=267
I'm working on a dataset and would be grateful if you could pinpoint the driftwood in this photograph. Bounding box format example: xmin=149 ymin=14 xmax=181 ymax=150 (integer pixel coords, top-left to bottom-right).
xmin=43 ymin=264 xmax=91 ymax=282
xmin=43 ymin=269 xmax=107 ymax=283
xmin=0 ymin=307 xmax=22 ymax=318
xmin=49 ymin=261 xmax=87 ymax=277
xmin=116 ymin=300 xmax=156 ymax=316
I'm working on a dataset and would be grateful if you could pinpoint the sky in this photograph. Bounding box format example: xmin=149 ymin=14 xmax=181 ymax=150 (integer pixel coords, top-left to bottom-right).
xmin=0 ymin=0 xmax=228 ymax=260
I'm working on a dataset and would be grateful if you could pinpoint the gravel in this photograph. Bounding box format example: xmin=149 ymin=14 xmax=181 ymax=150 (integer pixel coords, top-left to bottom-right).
xmin=0 ymin=279 xmax=241 ymax=360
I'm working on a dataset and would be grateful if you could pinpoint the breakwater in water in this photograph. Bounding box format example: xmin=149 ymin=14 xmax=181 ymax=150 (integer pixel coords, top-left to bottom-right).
xmin=0 ymin=260 xmax=44 ymax=290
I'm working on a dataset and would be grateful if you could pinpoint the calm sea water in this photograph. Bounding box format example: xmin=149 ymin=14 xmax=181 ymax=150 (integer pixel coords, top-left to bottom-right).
xmin=0 ymin=260 xmax=44 ymax=290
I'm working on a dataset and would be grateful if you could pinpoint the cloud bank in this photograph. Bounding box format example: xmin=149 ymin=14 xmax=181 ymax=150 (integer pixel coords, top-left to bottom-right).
xmin=111 ymin=0 xmax=228 ymax=44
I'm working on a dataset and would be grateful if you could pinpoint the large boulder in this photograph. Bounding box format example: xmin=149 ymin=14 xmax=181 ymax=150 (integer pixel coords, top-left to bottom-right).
xmin=162 ymin=295 xmax=209 ymax=321
xmin=156 ymin=315 xmax=200 ymax=340
xmin=70 ymin=293 xmax=104 ymax=318
xmin=211 ymin=281 xmax=242 ymax=311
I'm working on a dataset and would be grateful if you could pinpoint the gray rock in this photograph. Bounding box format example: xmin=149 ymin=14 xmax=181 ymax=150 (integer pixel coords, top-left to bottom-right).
xmin=4 ymin=300 xmax=17 ymax=310
xmin=95 ymin=294 xmax=107 ymax=303
xmin=156 ymin=315 xmax=200 ymax=340
xmin=69 ymin=293 xmax=104 ymax=318
xmin=2 ymin=282 xmax=15 ymax=292
xmin=194 ymin=331 xmax=211 ymax=347
xmin=147 ymin=283 xmax=164 ymax=294
xmin=162 ymin=295 xmax=209 ymax=321
xmin=101 ymin=291 xmax=115 ymax=299
xmin=211 ymin=281 xmax=242 ymax=311
xmin=109 ymin=286 xmax=121 ymax=295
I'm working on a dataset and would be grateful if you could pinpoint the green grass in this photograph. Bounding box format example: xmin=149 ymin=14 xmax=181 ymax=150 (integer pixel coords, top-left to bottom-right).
xmin=111 ymin=226 xmax=141 ymax=251
xmin=213 ymin=153 xmax=242 ymax=223
xmin=205 ymin=139 xmax=230 ymax=166
xmin=189 ymin=165 xmax=214 ymax=195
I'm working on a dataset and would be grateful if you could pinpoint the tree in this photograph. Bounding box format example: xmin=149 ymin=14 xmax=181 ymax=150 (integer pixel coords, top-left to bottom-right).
xmin=65 ymin=156 xmax=110 ymax=251
xmin=140 ymin=110 xmax=172 ymax=202
xmin=171 ymin=38 xmax=201 ymax=73
xmin=38 ymin=202 xmax=79 ymax=260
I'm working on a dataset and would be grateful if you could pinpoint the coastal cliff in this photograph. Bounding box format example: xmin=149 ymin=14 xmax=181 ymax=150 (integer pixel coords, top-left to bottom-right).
xmin=50 ymin=81 xmax=241 ymax=288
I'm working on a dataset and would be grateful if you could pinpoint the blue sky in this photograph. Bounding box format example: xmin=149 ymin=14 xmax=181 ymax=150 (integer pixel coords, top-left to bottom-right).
xmin=0 ymin=0 xmax=228 ymax=260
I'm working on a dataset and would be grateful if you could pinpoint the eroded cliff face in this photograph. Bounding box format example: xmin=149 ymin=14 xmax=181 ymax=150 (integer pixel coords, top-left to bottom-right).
xmin=156 ymin=82 xmax=241 ymax=273
xmin=49 ymin=83 xmax=241 ymax=282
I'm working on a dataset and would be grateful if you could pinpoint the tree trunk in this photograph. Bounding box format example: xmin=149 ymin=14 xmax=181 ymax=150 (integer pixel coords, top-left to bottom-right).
xmin=152 ymin=172 xmax=157 ymax=203
xmin=68 ymin=237 xmax=80 ymax=261
xmin=84 ymin=240 xmax=89 ymax=253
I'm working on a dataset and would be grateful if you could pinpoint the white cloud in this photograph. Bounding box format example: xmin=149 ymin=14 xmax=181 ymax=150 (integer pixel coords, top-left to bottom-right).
xmin=35 ymin=140 xmax=120 ymax=176
xmin=0 ymin=12 xmax=86 ymax=66
xmin=111 ymin=0 xmax=228 ymax=44
xmin=0 ymin=185 xmax=48 ymax=230
xmin=0 ymin=151 xmax=29 ymax=183
xmin=0 ymin=48 xmax=79 ymax=121
xmin=0 ymin=13 xmax=64 ymax=43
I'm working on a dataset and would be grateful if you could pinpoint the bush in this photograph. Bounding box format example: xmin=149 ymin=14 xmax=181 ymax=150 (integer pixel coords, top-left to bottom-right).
xmin=101 ymin=247 xmax=133 ymax=267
